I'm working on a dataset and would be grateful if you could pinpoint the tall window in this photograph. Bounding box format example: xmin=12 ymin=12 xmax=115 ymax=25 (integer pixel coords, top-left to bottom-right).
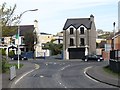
xmin=70 ymin=38 xmax=74 ymax=46
xmin=80 ymin=27 xmax=84 ymax=34
xmin=70 ymin=28 xmax=74 ymax=34
xmin=80 ymin=38 xmax=85 ymax=46
xmin=1 ymin=38 xmax=4 ymax=44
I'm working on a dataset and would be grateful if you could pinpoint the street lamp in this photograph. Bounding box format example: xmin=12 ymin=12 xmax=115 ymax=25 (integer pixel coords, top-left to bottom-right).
xmin=17 ymin=9 xmax=38 ymax=69
xmin=113 ymin=22 xmax=116 ymax=50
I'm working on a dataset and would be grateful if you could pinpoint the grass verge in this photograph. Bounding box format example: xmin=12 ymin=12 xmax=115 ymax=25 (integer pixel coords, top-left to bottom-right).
xmin=3 ymin=63 xmax=23 ymax=73
xmin=0 ymin=60 xmax=2 ymax=74
xmin=103 ymin=65 xmax=120 ymax=77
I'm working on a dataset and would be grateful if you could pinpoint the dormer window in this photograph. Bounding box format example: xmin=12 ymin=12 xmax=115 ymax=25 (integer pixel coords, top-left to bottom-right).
xmin=70 ymin=28 xmax=74 ymax=34
xmin=80 ymin=27 xmax=84 ymax=34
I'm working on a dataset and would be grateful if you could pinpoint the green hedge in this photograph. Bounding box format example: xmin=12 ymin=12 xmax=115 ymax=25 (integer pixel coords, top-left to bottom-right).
xmin=0 ymin=49 xmax=6 ymax=55
xmin=2 ymin=58 xmax=9 ymax=73
xmin=2 ymin=57 xmax=23 ymax=73
xmin=8 ymin=50 xmax=15 ymax=57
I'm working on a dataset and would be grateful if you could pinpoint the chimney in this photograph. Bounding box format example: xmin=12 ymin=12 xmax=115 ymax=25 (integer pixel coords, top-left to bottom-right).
xmin=90 ymin=14 xmax=94 ymax=21
xmin=34 ymin=20 xmax=39 ymax=33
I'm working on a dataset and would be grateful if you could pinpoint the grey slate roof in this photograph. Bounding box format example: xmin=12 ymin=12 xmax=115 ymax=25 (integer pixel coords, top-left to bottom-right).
xmin=3 ymin=25 xmax=34 ymax=36
xmin=63 ymin=18 xmax=92 ymax=30
xmin=19 ymin=25 xmax=34 ymax=36
xmin=115 ymin=30 xmax=120 ymax=36
xmin=40 ymin=32 xmax=52 ymax=35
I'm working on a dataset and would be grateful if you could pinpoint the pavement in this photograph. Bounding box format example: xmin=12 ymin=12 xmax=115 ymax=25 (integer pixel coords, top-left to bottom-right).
xmin=1 ymin=60 xmax=35 ymax=88
xmin=0 ymin=59 xmax=120 ymax=88
xmin=86 ymin=65 xmax=120 ymax=88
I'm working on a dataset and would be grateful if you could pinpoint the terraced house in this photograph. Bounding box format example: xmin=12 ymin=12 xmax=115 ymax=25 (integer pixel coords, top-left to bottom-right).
xmin=63 ymin=15 xmax=96 ymax=59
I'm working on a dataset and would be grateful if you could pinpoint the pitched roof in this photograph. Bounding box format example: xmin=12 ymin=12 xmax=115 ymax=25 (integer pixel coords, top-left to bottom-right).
xmin=40 ymin=32 xmax=52 ymax=35
xmin=2 ymin=25 xmax=34 ymax=36
xmin=63 ymin=18 xmax=92 ymax=30
xmin=19 ymin=25 xmax=34 ymax=36
xmin=115 ymin=30 xmax=120 ymax=36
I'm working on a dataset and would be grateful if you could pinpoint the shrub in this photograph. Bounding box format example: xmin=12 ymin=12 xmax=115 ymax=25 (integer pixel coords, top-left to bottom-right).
xmin=0 ymin=49 xmax=6 ymax=55
xmin=2 ymin=58 xmax=9 ymax=73
xmin=8 ymin=50 xmax=15 ymax=57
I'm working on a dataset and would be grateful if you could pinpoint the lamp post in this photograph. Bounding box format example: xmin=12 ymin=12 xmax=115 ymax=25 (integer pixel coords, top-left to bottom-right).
xmin=113 ymin=22 xmax=116 ymax=50
xmin=17 ymin=9 xmax=38 ymax=69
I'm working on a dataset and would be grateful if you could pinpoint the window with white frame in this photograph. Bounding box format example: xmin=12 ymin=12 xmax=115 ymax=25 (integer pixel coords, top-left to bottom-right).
xmin=70 ymin=38 xmax=74 ymax=46
xmin=80 ymin=27 xmax=84 ymax=34
xmin=80 ymin=38 xmax=85 ymax=46
xmin=70 ymin=28 xmax=74 ymax=34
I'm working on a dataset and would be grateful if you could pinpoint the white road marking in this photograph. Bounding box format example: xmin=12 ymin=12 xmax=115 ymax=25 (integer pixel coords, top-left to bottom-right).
xmin=33 ymin=74 xmax=36 ymax=77
xmin=35 ymin=64 xmax=40 ymax=69
xmin=15 ymin=69 xmax=35 ymax=84
xmin=56 ymin=65 xmax=72 ymax=88
xmin=60 ymin=65 xmax=70 ymax=71
xmin=40 ymin=75 xmax=44 ymax=78
xmin=14 ymin=64 xmax=40 ymax=85
xmin=84 ymin=66 xmax=98 ymax=83
xmin=46 ymin=63 xmax=48 ymax=66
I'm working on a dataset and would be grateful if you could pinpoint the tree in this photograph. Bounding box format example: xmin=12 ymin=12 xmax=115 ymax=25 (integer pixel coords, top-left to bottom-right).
xmin=43 ymin=39 xmax=63 ymax=55
xmin=24 ymin=32 xmax=36 ymax=51
xmin=0 ymin=2 xmax=20 ymax=36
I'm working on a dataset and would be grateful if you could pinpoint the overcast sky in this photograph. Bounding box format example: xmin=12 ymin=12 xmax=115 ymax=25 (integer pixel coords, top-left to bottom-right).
xmin=1 ymin=0 xmax=118 ymax=34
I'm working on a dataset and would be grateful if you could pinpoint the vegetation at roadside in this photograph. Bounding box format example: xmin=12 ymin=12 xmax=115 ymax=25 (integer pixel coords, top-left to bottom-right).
xmin=0 ymin=60 xmax=2 ymax=73
xmin=2 ymin=57 xmax=23 ymax=73
xmin=8 ymin=50 xmax=15 ymax=57
xmin=43 ymin=39 xmax=63 ymax=55
xmin=1 ymin=2 xmax=21 ymax=36
xmin=0 ymin=3 xmax=24 ymax=73
xmin=103 ymin=65 xmax=120 ymax=77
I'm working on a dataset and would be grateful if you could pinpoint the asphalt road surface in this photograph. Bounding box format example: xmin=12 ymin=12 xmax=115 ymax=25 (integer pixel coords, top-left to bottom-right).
xmin=11 ymin=59 xmax=117 ymax=88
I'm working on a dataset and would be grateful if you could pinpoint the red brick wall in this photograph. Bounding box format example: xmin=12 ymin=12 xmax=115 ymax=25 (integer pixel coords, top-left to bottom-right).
xmin=102 ymin=51 xmax=110 ymax=60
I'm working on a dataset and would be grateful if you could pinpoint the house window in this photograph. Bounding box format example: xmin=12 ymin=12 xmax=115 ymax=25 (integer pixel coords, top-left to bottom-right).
xmin=70 ymin=38 xmax=74 ymax=46
xmin=80 ymin=27 xmax=84 ymax=34
xmin=80 ymin=38 xmax=85 ymax=46
xmin=70 ymin=28 xmax=74 ymax=34
xmin=1 ymin=38 xmax=4 ymax=44
xmin=12 ymin=39 xmax=15 ymax=44
xmin=21 ymin=37 xmax=25 ymax=44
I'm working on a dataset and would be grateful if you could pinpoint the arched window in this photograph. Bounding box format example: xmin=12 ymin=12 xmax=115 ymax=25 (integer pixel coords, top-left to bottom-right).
xmin=70 ymin=38 xmax=74 ymax=46
xmin=70 ymin=28 xmax=74 ymax=34
xmin=80 ymin=27 xmax=84 ymax=34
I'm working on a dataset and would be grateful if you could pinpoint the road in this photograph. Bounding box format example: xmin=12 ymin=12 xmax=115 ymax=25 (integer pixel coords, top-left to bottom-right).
xmin=11 ymin=59 xmax=117 ymax=88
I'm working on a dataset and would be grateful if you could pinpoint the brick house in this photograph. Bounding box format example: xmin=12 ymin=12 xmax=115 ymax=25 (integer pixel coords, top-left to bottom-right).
xmin=113 ymin=31 xmax=120 ymax=50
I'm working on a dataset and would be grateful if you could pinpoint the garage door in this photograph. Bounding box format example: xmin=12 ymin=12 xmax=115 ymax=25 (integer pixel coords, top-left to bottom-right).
xmin=68 ymin=48 xmax=85 ymax=59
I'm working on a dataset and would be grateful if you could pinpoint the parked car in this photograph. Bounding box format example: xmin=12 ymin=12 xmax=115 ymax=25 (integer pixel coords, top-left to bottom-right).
xmin=11 ymin=55 xmax=28 ymax=60
xmin=82 ymin=55 xmax=103 ymax=62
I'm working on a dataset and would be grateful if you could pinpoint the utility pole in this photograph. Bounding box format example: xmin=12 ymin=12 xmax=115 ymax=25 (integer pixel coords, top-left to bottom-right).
xmin=17 ymin=9 xmax=38 ymax=69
